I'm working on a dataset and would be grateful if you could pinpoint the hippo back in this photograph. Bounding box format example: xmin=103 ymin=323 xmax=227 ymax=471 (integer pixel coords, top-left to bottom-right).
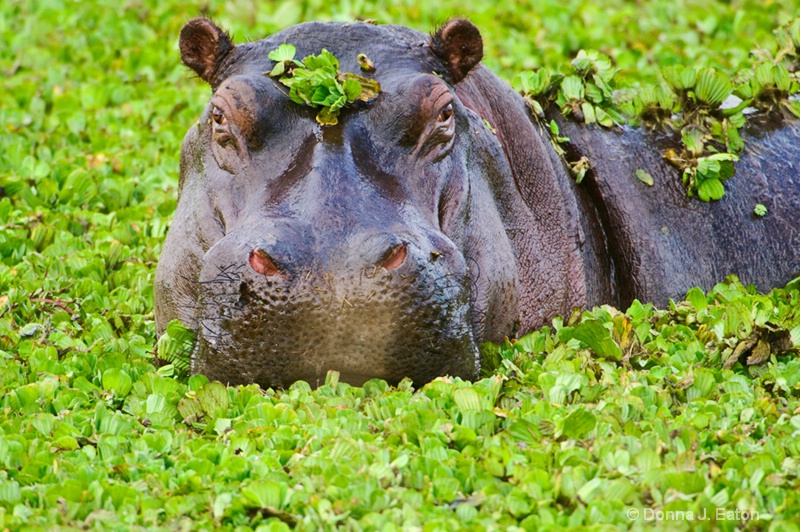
xmin=554 ymin=113 xmax=800 ymax=308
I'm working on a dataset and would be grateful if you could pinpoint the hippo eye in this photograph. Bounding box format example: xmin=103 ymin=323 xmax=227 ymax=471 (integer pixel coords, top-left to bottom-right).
xmin=437 ymin=103 xmax=454 ymax=123
xmin=211 ymin=106 xmax=227 ymax=126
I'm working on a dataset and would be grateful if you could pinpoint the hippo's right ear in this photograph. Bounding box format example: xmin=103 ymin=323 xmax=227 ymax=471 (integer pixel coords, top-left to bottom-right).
xmin=179 ymin=18 xmax=235 ymax=86
xmin=431 ymin=19 xmax=484 ymax=83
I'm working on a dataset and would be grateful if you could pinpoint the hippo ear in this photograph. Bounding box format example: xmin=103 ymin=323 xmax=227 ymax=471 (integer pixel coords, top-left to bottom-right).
xmin=179 ymin=18 xmax=235 ymax=86
xmin=431 ymin=19 xmax=484 ymax=83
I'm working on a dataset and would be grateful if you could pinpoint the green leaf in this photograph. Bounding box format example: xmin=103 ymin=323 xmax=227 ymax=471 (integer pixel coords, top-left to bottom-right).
xmin=561 ymin=408 xmax=597 ymax=439
xmin=342 ymin=78 xmax=362 ymax=101
xmin=681 ymin=127 xmax=705 ymax=157
xmin=695 ymin=68 xmax=732 ymax=107
xmin=316 ymin=105 xmax=340 ymax=126
xmin=595 ymin=106 xmax=616 ymax=127
xmin=696 ymin=178 xmax=725 ymax=201
xmin=786 ymin=101 xmax=800 ymax=119
xmin=197 ymin=382 xmax=229 ymax=418
xmin=156 ymin=320 xmax=195 ymax=374
xmin=635 ymin=169 xmax=655 ymax=186
xmin=754 ymin=62 xmax=775 ymax=87
xmin=662 ymin=65 xmax=696 ymax=91
xmin=561 ymin=75 xmax=585 ymax=101
xmin=343 ymin=73 xmax=381 ymax=102
xmin=754 ymin=204 xmax=768 ymax=217
xmin=686 ymin=287 xmax=708 ymax=311
xmin=581 ymin=102 xmax=596 ymax=124
xmin=177 ymin=396 xmax=203 ymax=421
xmin=705 ymin=152 xmax=739 ymax=162
xmin=559 ymin=319 xmax=622 ymax=361
xmin=453 ymin=388 xmax=482 ymax=412
xmin=102 ymin=368 xmax=133 ymax=398
xmin=0 ymin=480 xmax=21 ymax=504
xmin=696 ymin=158 xmax=721 ymax=177
xmin=242 ymin=481 xmax=288 ymax=509
xmin=514 ymin=69 xmax=551 ymax=96
xmin=268 ymin=44 xmax=297 ymax=63
xmin=269 ymin=62 xmax=286 ymax=78
xmin=717 ymin=159 xmax=735 ymax=180
xmin=271 ymin=47 xmax=380 ymax=126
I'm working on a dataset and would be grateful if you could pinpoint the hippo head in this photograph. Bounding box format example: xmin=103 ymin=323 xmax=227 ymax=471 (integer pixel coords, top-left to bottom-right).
xmin=155 ymin=18 xmax=584 ymax=388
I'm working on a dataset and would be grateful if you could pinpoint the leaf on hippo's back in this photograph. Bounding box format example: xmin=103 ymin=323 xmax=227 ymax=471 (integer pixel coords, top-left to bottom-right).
xmin=696 ymin=177 xmax=725 ymax=202
xmin=570 ymin=50 xmax=594 ymax=76
xmin=696 ymin=157 xmax=721 ymax=177
xmin=724 ymin=125 xmax=744 ymax=154
xmin=568 ymin=156 xmax=591 ymax=184
xmin=681 ymin=127 xmax=705 ymax=157
xmin=695 ymin=68 xmax=733 ymax=107
xmin=754 ymin=203 xmax=768 ymax=217
xmin=558 ymin=319 xmax=622 ymax=361
xmin=662 ymin=65 xmax=697 ymax=91
xmin=786 ymin=100 xmax=800 ymax=118
xmin=635 ymin=169 xmax=655 ymax=186
xmin=269 ymin=62 xmax=287 ymax=78
xmin=705 ymin=152 xmax=738 ymax=163
xmin=513 ymin=69 xmax=551 ymax=97
xmin=581 ymin=102 xmax=596 ymax=124
xmin=595 ymin=106 xmax=617 ymax=128
xmin=754 ymin=62 xmax=777 ymax=88
xmin=560 ymin=75 xmax=585 ymax=101
xmin=584 ymin=83 xmax=603 ymax=105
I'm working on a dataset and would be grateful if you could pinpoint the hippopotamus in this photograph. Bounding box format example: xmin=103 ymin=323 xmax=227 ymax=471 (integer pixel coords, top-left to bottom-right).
xmin=155 ymin=17 xmax=800 ymax=388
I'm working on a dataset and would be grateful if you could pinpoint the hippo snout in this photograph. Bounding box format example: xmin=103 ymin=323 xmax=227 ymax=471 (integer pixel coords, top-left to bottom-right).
xmin=190 ymin=223 xmax=478 ymax=388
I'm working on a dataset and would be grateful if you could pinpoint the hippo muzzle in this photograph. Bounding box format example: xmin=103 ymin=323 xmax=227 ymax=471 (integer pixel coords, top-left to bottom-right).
xmin=193 ymin=218 xmax=477 ymax=387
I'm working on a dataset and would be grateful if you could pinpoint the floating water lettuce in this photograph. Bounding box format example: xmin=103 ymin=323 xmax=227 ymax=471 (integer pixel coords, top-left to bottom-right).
xmin=267 ymin=45 xmax=381 ymax=126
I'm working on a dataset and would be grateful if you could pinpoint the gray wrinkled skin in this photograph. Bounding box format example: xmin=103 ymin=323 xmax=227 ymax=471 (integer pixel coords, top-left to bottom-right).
xmin=156 ymin=19 xmax=800 ymax=389
xmin=155 ymin=20 xmax=553 ymax=388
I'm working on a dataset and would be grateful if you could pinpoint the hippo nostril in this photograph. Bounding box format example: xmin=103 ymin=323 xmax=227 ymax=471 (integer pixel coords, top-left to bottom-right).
xmin=378 ymin=242 xmax=408 ymax=271
xmin=249 ymin=248 xmax=281 ymax=276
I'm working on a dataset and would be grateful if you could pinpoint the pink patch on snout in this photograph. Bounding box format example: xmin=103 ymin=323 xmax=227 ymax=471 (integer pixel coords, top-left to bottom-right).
xmin=249 ymin=248 xmax=281 ymax=276
xmin=379 ymin=243 xmax=408 ymax=271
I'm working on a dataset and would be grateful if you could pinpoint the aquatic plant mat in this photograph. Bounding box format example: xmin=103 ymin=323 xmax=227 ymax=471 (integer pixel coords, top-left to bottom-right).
xmin=1 ymin=0 xmax=799 ymax=529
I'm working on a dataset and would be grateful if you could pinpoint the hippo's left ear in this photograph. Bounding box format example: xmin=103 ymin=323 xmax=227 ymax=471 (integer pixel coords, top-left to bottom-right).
xmin=180 ymin=17 xmax=235 ymax=86
xmin=431 ymin=19 xmax=484 ymax=83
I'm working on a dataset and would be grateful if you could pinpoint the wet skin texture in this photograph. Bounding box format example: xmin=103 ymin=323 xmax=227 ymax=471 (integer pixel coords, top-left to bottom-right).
xmin=155 ymin=18 xmax=800 ymax=388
